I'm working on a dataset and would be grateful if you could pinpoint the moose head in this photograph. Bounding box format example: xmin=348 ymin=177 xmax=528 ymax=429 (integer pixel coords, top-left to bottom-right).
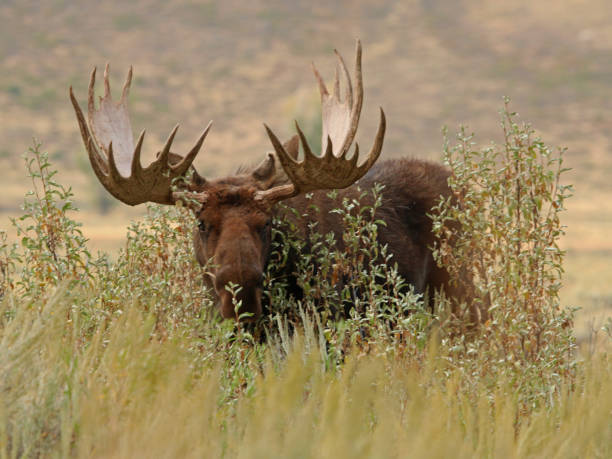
xmin=70 ymin=41 xmax=385 ymax=321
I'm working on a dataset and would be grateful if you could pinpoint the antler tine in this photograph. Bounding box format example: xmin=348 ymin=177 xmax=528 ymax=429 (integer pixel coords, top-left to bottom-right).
xmin=259 ymin=41 xmax=385 ymax=204
xmin=121 ymin=66 xmax=133 ymax=102
xmin=103 ymin=63 xmax=111 ymax=98
xmin=312 ymin=62 xmax=329 ymax=97
xmin=107 ymin=142 xmax=124 ymax=185
xmin=264 ymin=124 xmax=299 ymax=184
xmin=172 ymin=121 xmax=213 ymax=176
xmin=158 ymin=124 xmax=180 ymax=167
xmin=341 ymin=39 xmax=363 ymax=157
xmin=333 ymin=61 xmax=341 ymax=102
xmin=255 ymin=125 xmax=298 ymax=202
xmin=70 ymin=85 xmax=109 ymax=179
xmin=356 ymin=107 xmax=386 ymax=175
xmin=87 ymin=67 xmax=96 ymax=116
xmin=336 ymin=48 xmax=353 ymax=108
xmin=294 ymin=122 xmax=318 ymax=163
xmin=131 ymin=129 xmax=146 ymax=177
xmin=70 ymin=65 xmax=211 ymax=206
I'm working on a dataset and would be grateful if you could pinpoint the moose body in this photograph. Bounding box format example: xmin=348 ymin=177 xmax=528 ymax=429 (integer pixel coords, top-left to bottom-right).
xmin=279 ymin=157 xmax=453 ymax=297
xmin=70 ymin=41 xmax=460 ymax=321
xmin=189 ymin=156 xmax=455 ymax=319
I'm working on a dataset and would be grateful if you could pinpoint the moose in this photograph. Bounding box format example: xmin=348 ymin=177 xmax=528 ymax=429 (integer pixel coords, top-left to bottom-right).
xmin=70 ymin=41 xmax=464 ymax=322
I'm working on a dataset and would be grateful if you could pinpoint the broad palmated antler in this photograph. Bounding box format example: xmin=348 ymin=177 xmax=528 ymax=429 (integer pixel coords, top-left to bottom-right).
xmin=258 ymin=40 xmax=386 ymax=202
xmin=70 ymin=64 xmax=211 ymax=206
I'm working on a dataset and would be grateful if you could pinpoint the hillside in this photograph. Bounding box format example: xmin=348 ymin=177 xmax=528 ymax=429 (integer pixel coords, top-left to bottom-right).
xmin=1 ymin=0 xmax=611 ymax=329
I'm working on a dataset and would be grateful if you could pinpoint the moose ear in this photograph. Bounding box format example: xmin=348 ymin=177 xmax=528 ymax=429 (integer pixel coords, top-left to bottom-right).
xmin=252 ymin=153 xmax=276 ymax=182
xmin=190 ymin=170 xmax=207 ymax=188
xmin=252 ymin=135 xmax=299 ymax=184
xmin=282 ymin=135 xmax=299 ymax=160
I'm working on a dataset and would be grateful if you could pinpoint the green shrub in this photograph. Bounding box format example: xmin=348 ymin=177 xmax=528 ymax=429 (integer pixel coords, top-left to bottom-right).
xmin=97 ymin=203 xmax=212 ymax=331
xmin=431 ymin=100 xmax=576 ymax=415
xmin=0 ymin=231 xmax=17 ymax=301
xmin=9 ymin=142 xmax=91 ymax=301
xmin=264 ymin=185 xmax=432 ymax=368
xmin=1 ymin=103 xmax=605 ymax=457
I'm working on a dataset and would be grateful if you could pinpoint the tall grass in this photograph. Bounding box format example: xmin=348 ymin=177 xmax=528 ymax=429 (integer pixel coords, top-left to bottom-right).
xmin=0 ymin=106 xmax=610 ymax=457
xmin=0 ymin=288 xmax=609 ymax=458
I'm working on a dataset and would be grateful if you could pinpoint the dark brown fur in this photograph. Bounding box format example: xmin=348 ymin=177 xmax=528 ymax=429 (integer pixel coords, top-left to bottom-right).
xmin=192 ymin=157 xmax=461 ymax=321
xmin=285 ymin=158 xmax=455 ymax=300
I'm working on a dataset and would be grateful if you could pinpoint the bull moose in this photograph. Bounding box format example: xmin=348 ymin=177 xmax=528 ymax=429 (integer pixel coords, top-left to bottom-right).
xmin=70 ymin=41 xmax=462 ymax=322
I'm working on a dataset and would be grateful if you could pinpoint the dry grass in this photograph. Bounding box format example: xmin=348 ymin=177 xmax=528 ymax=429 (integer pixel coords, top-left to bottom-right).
xmin=0 ymin=288 xmax=610 ymax=458
xmin=1 ymin=2 xmax=611 ymax=455
xmin=0 ymin=136 xmax=610 ymax=457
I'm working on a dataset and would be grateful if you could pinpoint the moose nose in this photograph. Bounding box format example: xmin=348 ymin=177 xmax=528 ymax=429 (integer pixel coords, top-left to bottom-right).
xmin=214 ymin=265 xmax=264 ymax=292
xmin=218 ymin=288 xmax=262 ymax=321
xmin=215 ymin=266 xmax=264 ymax=321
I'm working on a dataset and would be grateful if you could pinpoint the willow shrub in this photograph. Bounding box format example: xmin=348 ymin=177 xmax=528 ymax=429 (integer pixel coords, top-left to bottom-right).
xmin=1 ymin=100 xmax=604 ymax=457
xmin=264 ymin=185 xmax=431 ymax=368
xmin=6 ymin=143 xmax=91 ymax=302
xmin=431 ymin=100 xmax=576 ymax=414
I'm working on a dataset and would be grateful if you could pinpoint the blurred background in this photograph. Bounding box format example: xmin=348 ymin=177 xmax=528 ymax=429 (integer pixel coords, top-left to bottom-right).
xmin=1 ymin=0 xmax=610 ymax=336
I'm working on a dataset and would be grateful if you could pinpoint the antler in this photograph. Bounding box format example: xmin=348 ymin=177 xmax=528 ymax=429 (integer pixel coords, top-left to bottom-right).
xmin=69 ymin=64 xmax=211 ymax=206
xmin=258 ymin=40 xmax=386 ymax=202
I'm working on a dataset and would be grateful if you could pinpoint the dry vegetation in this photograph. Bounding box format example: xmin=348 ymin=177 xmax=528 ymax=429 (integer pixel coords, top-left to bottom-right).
xmin=1 ymin=1 xmax=611 ymax=456
xmin=1 ymin=106 xmax=610 ymax=457
xmin=1 ymin=296 xmax=609 ymax=458
xmin=1 ymin=0 xmax=611 ymax=335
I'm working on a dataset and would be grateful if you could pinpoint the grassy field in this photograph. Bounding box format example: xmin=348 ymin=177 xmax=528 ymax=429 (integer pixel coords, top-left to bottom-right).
xmin=1 ymin=114 xmax=610 ymax=456
xmin=1 ymin=1 xmax=612 ymax=456
xmin=1 ymin=290 xmax=610 ymax=458
xmin=2 ymin=0 xmax=611 ymax=336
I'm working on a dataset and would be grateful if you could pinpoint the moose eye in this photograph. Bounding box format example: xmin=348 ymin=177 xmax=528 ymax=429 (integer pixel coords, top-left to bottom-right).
xmin=198 ymin=220 xmax=209 ymax=234
xmin=258 ymin=220 xmax=272 ymax=238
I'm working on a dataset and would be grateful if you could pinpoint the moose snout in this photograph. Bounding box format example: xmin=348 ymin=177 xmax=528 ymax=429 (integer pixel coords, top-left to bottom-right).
xmin=215 ymin=265 xmax=264 ymax=321
xmin=215 ymin=265 xmax=264 ymax=291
